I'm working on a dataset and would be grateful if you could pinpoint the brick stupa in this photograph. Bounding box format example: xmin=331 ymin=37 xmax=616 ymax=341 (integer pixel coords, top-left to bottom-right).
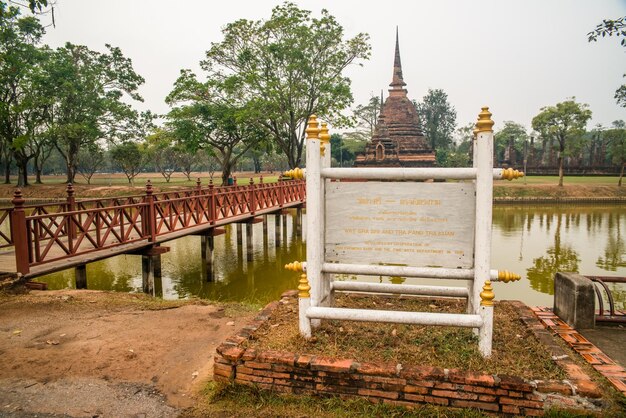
xmin=354 ymin=31 xmax=436 ymax=167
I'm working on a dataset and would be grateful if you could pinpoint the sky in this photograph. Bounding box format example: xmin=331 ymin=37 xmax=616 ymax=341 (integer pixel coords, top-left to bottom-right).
xmin=38 ymin=0 xmax=626 ymax=133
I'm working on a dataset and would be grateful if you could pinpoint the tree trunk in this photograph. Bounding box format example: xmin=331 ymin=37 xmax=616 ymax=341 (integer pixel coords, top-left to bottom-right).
xmin=35 ymin=167 xmax=43 ymax=184
xmin=4 ymin=163 xmax=10 ymax=184
xmin=16 ymin=159 xmax=29 ymax=188
xmin=557 ymin=153 xmax=564 ymax=187
xmin=619 ymin=162 xmax=624 ymax=187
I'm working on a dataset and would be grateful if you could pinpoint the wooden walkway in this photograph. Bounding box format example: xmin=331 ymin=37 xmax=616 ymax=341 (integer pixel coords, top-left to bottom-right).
xmin=0 ymin=180 xmax=305 ymax=279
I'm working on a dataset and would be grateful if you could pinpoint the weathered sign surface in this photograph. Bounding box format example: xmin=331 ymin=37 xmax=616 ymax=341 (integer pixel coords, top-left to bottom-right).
xmin=325 ymin=182 xmax=476 ymax=268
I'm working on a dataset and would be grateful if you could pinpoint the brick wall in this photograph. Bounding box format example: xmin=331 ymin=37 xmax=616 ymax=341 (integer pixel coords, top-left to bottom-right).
xmin=214 ymin=292 xmax=605 ymax=416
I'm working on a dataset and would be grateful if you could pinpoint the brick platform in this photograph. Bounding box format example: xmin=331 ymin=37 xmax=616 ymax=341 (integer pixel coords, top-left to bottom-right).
xmin=214 ymin=292 xmax=607 ymax=416
xmin=533 ymin=306 xmax=626 ymax=396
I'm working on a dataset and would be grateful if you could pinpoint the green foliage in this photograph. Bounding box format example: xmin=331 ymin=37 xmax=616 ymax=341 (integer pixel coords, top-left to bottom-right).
xmin=415 ymin=89 xmax=457 ymax=152
xmin=588 ymin=16 xmax=626 ymax=107
xmin=166 ymin=69 xmax=266 ymax=185
xmin=109 ymin=140 xmax=145 ymax=184
xmin=494 ymin=121 xmax=528 ymax=166
xmin=44 ymin=42 xmax=147 ymax=183
xmin=531 ymin=99 xmax=592 ymax=186
xmin=200 ymin=2 xmax=370 ymax=168
xmin=605 ymin=120 xmax=626 ymax=186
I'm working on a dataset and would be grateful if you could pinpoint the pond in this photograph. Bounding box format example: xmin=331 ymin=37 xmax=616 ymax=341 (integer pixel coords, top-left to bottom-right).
xmin=38 ymin=204 xmax=626 ymax=308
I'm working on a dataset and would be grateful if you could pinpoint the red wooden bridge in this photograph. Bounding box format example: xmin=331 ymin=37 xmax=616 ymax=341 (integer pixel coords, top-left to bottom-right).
xmin=0 ymin=178 xmax=306 ymax=279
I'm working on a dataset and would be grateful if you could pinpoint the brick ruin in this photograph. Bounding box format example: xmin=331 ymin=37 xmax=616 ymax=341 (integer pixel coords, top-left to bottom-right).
xmin=354 ymin=31 xmax=436 ymax=168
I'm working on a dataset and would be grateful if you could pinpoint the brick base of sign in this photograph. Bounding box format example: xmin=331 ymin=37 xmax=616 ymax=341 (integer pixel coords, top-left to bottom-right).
xmin=214 ymin=292 xmax=606 ymax=416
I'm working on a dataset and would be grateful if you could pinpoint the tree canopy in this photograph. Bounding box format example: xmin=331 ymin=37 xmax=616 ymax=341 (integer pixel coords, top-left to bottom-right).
xmin=531 ymin=99 xmax=592 ymax=186
xmin=200 ymin=2 xmax=370 ymax=168
xmin=414 ymin=88 xmax=457 ymax=152
xmin=588 ymin=16 xmax=626 ymax=107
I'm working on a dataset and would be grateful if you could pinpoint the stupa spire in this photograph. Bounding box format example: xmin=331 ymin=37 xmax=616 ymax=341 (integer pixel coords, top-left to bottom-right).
xmin=390 ymin=27 xmax=406 ymax=89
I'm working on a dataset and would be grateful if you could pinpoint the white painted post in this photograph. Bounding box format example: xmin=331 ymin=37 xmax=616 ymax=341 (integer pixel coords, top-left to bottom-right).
xmin=468 ymin=127 xmax=479 ymax=314
xmin=473 ymin=107 xmax=494 ymax=316
xmin=298 ymin=273 xmax=312 ymax=338
xmin=478 ymin=280 xmax=494 ymax=357
xmin=305 ymin=115 xmax=322 ymax=328
xmin=319 ymin=122 xmax=332 ymax=307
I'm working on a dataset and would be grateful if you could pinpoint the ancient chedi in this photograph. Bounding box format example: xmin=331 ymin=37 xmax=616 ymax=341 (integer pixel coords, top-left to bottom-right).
xmin=354 ymin=31 xmax=436 ymax=167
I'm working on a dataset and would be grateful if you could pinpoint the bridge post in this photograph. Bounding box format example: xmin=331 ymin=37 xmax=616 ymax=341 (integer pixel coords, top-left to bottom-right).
xmin=196 ymin=177 xmax=202 ymax=221
xmin=274 ymin=213 xmax=281 ymax=246
xmin=142 ymin=254 xmax=155 ymax=295
xmin=201 ymin=235 xmax=215 ymax=282
xmin=11 ymin=189 xmax=30 ymax=275
xmin=249 ymin=177 xmax=256 ymax=215
xmin=66 ymin=183 xmax=76 ymax=242
xmin=75 ymin=264 xmax=87 ymax=289
xmin=246 ymin=222 xmax=253 ymax=262
xmin=144 ymin=181 xmax=156 ymax=242
xmin=278 ymin=175 xmax=284 ymax=207
xmin=208 ymin=179 xmax=216 ymax=225
xmin=236 ymin=224 xmax=243 ymax=246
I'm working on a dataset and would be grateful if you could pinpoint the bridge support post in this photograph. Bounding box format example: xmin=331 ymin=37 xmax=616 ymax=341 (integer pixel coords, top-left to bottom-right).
xmin=201 ymin=235 xmax=215 ymax=282
xmin=246 ymin=222 xmax=253 ymax=262
xmin=295 ymin=207 xmax=303 ymax=237
xmin=75 ymin=264 xmax=87 ymax=289
xmin=142 ymin=254 xmax=163 ymax=296
xmin=274 ymin=213 xmax=281 ymax=246
xmin=282 ymin=211 xmax=288 ymax=240
xmin=236 ymin=224 xmax=243 ymax=246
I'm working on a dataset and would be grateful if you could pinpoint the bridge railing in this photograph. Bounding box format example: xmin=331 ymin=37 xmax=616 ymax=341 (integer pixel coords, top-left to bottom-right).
xmin=10 ymin=178 xmax=305 ymax=274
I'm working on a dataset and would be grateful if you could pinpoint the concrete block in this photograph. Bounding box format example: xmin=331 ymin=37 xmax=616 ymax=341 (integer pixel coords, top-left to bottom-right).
xmin=553 ymin=272 xmax=595 ymax=330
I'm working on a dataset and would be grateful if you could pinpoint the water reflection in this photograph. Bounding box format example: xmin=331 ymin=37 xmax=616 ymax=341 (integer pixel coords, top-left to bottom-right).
xmin=39 ymin=205 xmax=625 ymax=308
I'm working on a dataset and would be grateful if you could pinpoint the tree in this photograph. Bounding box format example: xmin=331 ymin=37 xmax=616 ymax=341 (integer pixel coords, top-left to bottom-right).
xmin=109 ymin=141 xmax=145 ymax=184
xmin=531 ymin=99 xmax=592 ymax=186
xmin=605 ymin=120 xmax=626 ymax=186
xmin=353 ymin=95 xmax=381 ymax=137
xmin=145 ymin=128 xmax=179 ymax=183
xmin=494 ymin=121 xmax=528 ymax=167
xmin=76 ymin=142 xmax=104 ymax=184
xmin=44 ymin=42 xmax=145 ymax=183
xmin=0 ymin=3 xmax=46 ymax=186
xmin=166 ymin=69 xmax=265 ymax=185
xmin=414 ymin=89 xmax=457 ymax=152
xmin=201 ymin=2 xmax=370 ymax=168
xmin=588 ymin=17 xmax=626 ymax=107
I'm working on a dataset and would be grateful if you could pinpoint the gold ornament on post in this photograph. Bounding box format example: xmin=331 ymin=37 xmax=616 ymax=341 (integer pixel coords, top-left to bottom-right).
xmin=284 ymin=261 xmax=304 ymax=272
xmin=475 ymin=106 xmax=494 ymax=134
xmin=497 ymin=270 xmax=521 ymax=283
xmin=319 ymin=122 xmax=330 ymax=157
xmin=298 ymin=273 xmax=311 ymax=298
xmin=501 ymin=168 xmax=524 ymax=181
xmin=480 ymin=280 xmax=495 ymax=306
xmin=306 ymin=115 xmax=320 ymax=140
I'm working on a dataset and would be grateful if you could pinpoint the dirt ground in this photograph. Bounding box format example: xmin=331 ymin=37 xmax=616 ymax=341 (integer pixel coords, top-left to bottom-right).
xmin=0 ymin=289 xmax=255 ymax=417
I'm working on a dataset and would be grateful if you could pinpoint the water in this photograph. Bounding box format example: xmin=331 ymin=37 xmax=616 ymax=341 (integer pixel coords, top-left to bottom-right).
xmin=38 ymin=205 xmax=626 ymax=308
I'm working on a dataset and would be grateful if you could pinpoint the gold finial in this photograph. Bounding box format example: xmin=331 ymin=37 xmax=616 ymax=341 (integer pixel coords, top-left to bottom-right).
xmin=298 ymin=273 xmax=310 ymax=298
xmin=306 ymin=115 xmax=320 ymax=140
xmin=501 ymin=168 xmax=524 ymax=181
xmin=480 ymin=280 xmax=495 ymax=306
xmin=283 ymin=168 xmax=305 ymax=180
xmin=319 ymin=122 xmax=330 ymax=157
xmin=475 ymin=106 xmax=494 ymax=133
xmin=284 ymin=261 xmax=304 ymax=272
xmin=497 ymin=270 xmax=521 ymax=283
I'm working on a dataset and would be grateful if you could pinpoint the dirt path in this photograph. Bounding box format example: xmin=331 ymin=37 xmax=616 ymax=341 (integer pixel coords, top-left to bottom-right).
xmin=0 ymin=289 xmax=254 ymax=417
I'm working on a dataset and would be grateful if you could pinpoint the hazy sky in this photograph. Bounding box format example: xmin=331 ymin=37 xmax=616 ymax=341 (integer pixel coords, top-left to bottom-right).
xmin=39 ymin=0 xmax=626 ymax=133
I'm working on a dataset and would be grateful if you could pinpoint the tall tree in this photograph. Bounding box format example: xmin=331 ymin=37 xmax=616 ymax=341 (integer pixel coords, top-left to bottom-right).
xmin=494 ymin=121 xmax=528 ymax=167
xmin=588 ymin=17 xmax=626 ymax=107
xmin=166 ymin=70 xmax=264 ymax=185
xmin=109 ymin=140 xmax=145 ymax=185
xmin=605 ymin=120 xmax=626 ymax=186
xmin=201 ymin=2 xmax=370 ymax=168
xmin=531 ymin=99 xmax=592 ymax=186
xmin=0 ymin=3 xmax=46 ymax=186
xmin=414 ymin=88 xmax=457 ymax=152
xmin=44 ymin=42 xmax=145 ymax=183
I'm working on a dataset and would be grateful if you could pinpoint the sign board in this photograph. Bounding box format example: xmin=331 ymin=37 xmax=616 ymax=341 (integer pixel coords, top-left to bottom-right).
xmin=325 ymin=182 xmax=476 ymax=268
